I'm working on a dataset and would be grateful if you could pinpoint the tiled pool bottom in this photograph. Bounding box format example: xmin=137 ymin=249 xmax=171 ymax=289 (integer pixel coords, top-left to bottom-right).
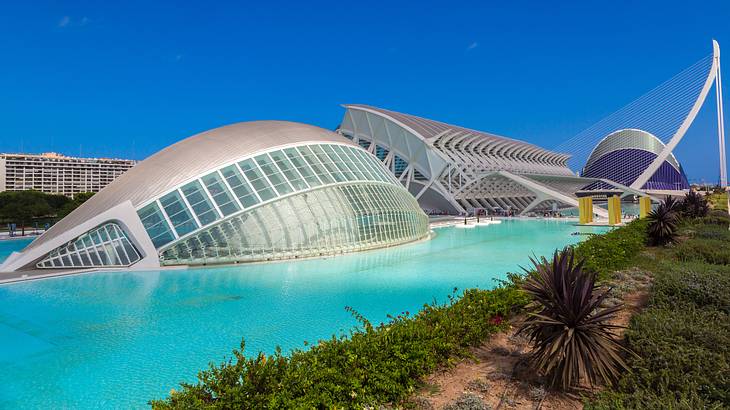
xmin=0 ymin=220 xmax=608 ymax=408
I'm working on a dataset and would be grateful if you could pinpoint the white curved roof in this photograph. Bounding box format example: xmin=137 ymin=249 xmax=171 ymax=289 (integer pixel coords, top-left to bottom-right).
xmin=26 ymin=121 xmax=355 ymax=252
xmin=344 ymin=104 xmax=572 ymax=167
xmin=585 ymin=128 xmax=681 ymax=171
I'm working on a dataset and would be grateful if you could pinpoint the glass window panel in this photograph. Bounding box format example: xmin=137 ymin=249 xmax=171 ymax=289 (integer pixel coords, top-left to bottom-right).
xmin=254 ymin=154 xmax=293 ymax=195
xmin=88 ymin=251 xmax=102 ymax=266
xmin=202 ymin=172 xmax=240 ymax=216
xmin=284 ymin=148 xmax=321 ymax=187
xmin=297 ymin=146 xmax=334 ymax=184
xmin=269 ymin=150 xmax=308 ymax=191
xmin=220 ymin=165 xmax=259 ymax=208
xmin=181 ymin=181 xmax=219 ymax=226
xmin=345 ymin=147 xmax=376 ymax=180
xmin=321 ymin=145 xmax=356 ymax=181
xmin=79 ymin=252 xmax=91 ymax=266
xmin=151 ymin=231 xmax=176 ymax=249
xmin=160 ymin=191 xmax=198 ymax=236
xmin=309 ymin=145 xmax=345 ymax=182
xmin=114 ymin=243 xmax=130 ymax=265
xmin=334 ymin=145 xmax=367 ymax=180
xmin=239 ymin=159 xmax=277 ymax=201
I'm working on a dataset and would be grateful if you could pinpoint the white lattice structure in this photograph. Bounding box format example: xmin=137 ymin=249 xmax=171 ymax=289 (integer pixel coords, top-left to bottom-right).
xmin=338 ymin=105 xmax=612 ymax=217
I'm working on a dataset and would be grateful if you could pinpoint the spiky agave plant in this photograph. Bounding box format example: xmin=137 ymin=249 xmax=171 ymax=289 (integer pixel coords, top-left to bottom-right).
xmin=681 ymin=190 xmax=710 ymax=218
xmin=647 ymin=199 xmax=679 ymax=245
xmin=517 ymin=248 xmax=630 ymax=391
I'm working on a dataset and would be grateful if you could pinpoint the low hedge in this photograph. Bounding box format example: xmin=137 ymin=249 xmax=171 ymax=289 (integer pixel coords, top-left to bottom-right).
xmin=573 ymin=218 xmax=648 ymax=280
xmin=151 ymin=286 xmax=528 ymax=408
xmin=589 ymin=221 xmax=730 ymax=409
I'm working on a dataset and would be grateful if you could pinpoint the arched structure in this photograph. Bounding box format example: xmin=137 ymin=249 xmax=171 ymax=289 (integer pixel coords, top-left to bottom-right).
xmin=339 ymin=104 xmax=613 ymax=217
xmin=582 ymin=129 xmax=690 ymax=191
xmin=1 ymin=121 xmax=429 ymax=274
xmin=556 ymin=40 xmax=727 ymax=192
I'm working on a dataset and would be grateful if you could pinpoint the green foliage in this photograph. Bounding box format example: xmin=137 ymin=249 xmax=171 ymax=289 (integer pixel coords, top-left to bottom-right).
xmin=518 ymin=248 xmax=629 ymax=391
xmin=58 ymin=192 xmax=95 ymax=217
xmin=674 ymin=238 xmax=730 ymax=265
xmin=0 ymin=190 xmax=93 ymax=230
xmin=0 ymin=190 xmax=54 ymax=232
xmin=679 ymin=191 xmax=710 ymax=218
xmin=701 ymin=209 xmax=730 ymax=226
xmin=151 ymin=286 xmax=528 ymax=409
xmin=707 ymin=191 xmax=729 ymax=212
xmin=573 ymin=219 xmax=648 ymax=280
xmin=589 ymin=220 xmax=730 ymax=409
xmin=646 ymin=199 xmax=679 ymax=246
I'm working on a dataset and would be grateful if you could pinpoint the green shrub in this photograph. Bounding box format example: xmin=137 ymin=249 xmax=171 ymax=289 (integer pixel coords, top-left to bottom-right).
xmin=699 ymin=211 xmax=730 ymax=226
xmin=589 ymin=245 xmax=730 ymax=409
xmin=650 ymin=262 xmax=730 ymax=313
xmin=690 ymin=223 xmax=730 ymax=241
xmin=647 ymin=200 xmax=679 ymax=246
xmin=151 ymin=286 xmax=528 ymax=409
xmin=674 ymin=238 xmax=730 ymax=265
xmin=573 ymin=219 xmax=648 ymax=279
xmin=679 ymin=191 xmax=710 ymax=218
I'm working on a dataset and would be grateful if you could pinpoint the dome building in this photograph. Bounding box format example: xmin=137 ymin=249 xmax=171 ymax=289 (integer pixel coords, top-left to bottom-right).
xmin=0 ymin=121 xmax=429 ymax=274
xmin=581 ymin=129 xmax=690 ymax=191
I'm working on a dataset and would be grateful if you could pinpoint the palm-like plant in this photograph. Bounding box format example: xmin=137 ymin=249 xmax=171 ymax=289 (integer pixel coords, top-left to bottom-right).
xmin=680 ymin=191 xmax=710 ymax=218
xmin=517 ymin=248 xmax=630 ymax=391
xmin=647 ymin=198 xmax=679 ymax=245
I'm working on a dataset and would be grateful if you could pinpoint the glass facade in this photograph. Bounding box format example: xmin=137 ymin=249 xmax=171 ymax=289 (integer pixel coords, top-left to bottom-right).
xmin=135 ymin=143 xmax=401 ymax=249
xmin=159 ymin=183 xmax=427 ymax=265
xmin=36 ymin=223 xmax=141 ymax=269
xmin=127 ymin=142 xmax=427 ymax=266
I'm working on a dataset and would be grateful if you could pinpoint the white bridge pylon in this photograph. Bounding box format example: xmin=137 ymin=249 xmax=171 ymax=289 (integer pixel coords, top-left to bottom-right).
xmin=556 ymin=40 xmax=727 ymax=191
xmin=631 ymin=40 xmax=726 ymax=189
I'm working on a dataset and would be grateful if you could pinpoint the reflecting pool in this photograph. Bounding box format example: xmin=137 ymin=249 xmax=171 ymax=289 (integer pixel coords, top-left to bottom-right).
xmin=0 ymin=220 xmax=608 ymax=408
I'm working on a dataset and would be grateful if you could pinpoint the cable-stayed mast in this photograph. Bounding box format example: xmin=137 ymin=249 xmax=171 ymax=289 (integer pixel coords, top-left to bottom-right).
xmin=714 ymin=40 xmax=727 ymax=187
xmin=556 ymin=40 xmax=727 ymax=192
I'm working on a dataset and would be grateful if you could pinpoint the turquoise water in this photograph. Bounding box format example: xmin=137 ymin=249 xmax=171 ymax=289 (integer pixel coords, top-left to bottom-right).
xmin=0 ymin=238 xmax=32 ymax=262
xmin=0 ymin=220 xmax=607 ymax=408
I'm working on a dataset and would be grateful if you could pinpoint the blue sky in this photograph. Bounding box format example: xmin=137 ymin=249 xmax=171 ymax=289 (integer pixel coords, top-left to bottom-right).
xmin=1 ymin=1 xmax=729 ymax=183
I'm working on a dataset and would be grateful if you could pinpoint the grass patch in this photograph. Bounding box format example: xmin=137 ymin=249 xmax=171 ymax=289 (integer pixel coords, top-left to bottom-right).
xmin=707 ymin=192 xmax=729 ymax=212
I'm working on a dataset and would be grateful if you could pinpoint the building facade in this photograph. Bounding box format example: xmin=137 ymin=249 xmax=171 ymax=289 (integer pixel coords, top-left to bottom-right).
xmin=0 ymin=121 xmax=429 ymax=274
xmin=0 ymin=152 xmax=136 ymax=197
xmin=581 ymin=129 xmax=690 ymax=193
xmin=338 ymin=104 xmax=616 ymax=217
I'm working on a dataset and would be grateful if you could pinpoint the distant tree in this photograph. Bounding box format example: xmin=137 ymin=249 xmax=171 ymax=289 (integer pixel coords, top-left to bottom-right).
xmin=45 ymin=193 xmax=71 ymax=213
xmin=0 ymin=191 xmax=53 ymax=235
xmin=58 ymin=192 xmax=95 ymax=217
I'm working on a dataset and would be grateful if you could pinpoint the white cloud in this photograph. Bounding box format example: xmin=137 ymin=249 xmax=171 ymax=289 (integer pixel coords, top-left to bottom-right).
xmin=466 ymin=42 xmax=479 ymax=51
xmin=58 ymin=16 xmax=70 ymax=28
xmin=80 ymin=16 xmax=89 ymax=26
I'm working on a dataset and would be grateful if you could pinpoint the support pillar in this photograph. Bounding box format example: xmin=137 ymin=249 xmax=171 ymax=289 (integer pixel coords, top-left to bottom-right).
xmin=608 ymin=196 xmax=622 ymax=225
xmin=639 ymin=196 xmax=651 ymax=219
xmin=578 ymin=197 xmax=593 ymax=224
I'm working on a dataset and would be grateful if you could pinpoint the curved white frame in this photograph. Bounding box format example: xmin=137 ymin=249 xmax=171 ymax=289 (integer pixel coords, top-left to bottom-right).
xmin=631 ymin=40 xmax=725 ymax=189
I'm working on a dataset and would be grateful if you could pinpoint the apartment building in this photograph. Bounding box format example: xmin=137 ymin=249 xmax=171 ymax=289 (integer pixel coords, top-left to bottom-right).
xmin=0 ymin=152 xmax=136 ymax=198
